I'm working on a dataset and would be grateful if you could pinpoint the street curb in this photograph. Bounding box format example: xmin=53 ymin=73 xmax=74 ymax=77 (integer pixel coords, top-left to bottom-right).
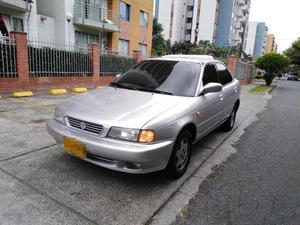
xmin=268 ymin=85 xmax=277 ymax=94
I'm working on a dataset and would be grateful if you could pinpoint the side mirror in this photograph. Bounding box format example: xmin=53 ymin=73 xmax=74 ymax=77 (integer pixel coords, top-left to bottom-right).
xmin=200 ymin=83 xmax=222 ymax=95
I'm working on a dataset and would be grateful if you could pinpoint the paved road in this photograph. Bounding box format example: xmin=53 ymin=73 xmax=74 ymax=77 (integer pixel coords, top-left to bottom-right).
xmin=175 ymin=81 xmax=300 ymax=225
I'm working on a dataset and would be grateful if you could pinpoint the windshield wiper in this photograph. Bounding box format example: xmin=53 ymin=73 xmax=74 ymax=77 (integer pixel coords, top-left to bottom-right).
xmin=110 ymin=83 xmax=175 ymax=96
xmin=110 ymin=82 xmax=138 ymax=90
xmin=134 ymin=87 xmax=175 ymax=96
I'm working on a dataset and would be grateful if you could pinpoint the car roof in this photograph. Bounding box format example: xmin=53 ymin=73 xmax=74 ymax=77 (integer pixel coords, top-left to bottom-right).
xmin=146 ymin=55 xmax=219 ymax=64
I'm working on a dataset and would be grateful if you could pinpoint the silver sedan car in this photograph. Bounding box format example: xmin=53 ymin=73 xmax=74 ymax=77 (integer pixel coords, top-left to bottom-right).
xmin=47 ymin=55 xmax=240 ymax=178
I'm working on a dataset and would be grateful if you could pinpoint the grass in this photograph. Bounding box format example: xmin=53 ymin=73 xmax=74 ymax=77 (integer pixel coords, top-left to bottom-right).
xmin=250 ymin=85 xmax=273 ymax=94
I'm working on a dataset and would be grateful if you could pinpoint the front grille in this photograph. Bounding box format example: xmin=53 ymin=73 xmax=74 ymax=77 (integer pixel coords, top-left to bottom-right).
xmin=67 ymin=117 xmax=103 ymax=135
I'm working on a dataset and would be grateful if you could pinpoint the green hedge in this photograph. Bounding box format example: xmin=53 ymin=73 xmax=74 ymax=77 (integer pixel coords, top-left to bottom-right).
xmin=28 ymin=46 xmax=92 ymax=77
xmin=100 ymin=54 xmax=136 ymax=76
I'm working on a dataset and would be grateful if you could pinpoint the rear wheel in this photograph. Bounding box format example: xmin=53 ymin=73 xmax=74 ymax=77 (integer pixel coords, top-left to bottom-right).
xmin=221 ymin=106 xmax=237 ymax=132
xmin=166 ymin=130 xmax=192 ymax=179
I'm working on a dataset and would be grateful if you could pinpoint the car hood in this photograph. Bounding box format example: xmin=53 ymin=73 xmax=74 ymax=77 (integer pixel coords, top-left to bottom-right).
xmin=60 ymin=87 xmax=187 ymax=129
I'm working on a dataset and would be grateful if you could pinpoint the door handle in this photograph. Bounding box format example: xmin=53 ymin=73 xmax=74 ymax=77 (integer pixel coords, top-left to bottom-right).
xmin=234 ymin=87 xmax=238 ymax=93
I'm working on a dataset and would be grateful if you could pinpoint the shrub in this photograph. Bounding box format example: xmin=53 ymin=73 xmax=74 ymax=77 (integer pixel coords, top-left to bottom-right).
xmin=28 ymin=46 xmax=93 ymax=77
xmin=100 ymin=54 xmax=136 ymax=76
xmin=255 ymin=74 xmax=264 ymax=79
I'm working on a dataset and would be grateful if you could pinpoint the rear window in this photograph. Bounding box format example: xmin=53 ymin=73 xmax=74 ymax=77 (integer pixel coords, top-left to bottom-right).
xmin=115 ymin=60 xmax=201 ymax=96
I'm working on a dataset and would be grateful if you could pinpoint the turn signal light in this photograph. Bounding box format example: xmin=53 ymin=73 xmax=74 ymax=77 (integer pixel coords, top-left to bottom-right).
xmin=138 ymin=130 xmax=155 ymax=143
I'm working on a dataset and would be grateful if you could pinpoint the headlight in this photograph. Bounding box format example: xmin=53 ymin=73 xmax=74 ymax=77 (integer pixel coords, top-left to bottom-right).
xmin=54 ymin=108 xmax=65 ymax=124
xmin=108 ymin=127 xmax=155 ymax=143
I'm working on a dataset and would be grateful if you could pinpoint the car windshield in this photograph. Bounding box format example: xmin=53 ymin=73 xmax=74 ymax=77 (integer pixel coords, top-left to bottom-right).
xmin=111 ymin=60 xmax=201 ymax=97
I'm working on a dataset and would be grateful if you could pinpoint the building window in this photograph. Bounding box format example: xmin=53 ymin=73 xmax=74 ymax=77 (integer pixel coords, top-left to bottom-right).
xmin=75 ymin=31 xmax=99 ymax=47
xmin=119 ymin=39 xmax=129 ymax=55
xmin=185 ymin=29 xmax=191 ymax=35
xmin=12 ymin=17 xmax=24 ymax=32
xmin=139 ymin=10 xmax=149 ymax=27
xmin=138 ymin=43 xmax=147 ymax=57
xmin=187 ymin=6 xmax=193 ymax=11
xmin=119 ymin=1 xmax=130 ymax=21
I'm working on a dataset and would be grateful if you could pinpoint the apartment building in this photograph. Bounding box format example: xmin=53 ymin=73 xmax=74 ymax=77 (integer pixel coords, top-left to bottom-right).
xmin=155 ymin=0 xmax=219 ymax=44
xmin=0 ymin=0 xmax=38 ymax=37
xmin=245 ymin=21 xmax=268 ymax=59
xmin=265 ymin=34 xmax=278 ymax=53
xmin=215 ymin=0 xmax=251 ymax=48
xmin=192 ymin=0 xmax=220 ymax=44
xmin=154 ymin=0 xmax=188 ymax=44
xmin=0 ymin=0 xmax=153 ymax=57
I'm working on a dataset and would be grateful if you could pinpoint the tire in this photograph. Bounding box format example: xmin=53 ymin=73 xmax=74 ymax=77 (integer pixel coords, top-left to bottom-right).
xmin=221 ymin=106 xmax=237 ymax=132
xmin=166 ymin=130 xmax=193 ymax=179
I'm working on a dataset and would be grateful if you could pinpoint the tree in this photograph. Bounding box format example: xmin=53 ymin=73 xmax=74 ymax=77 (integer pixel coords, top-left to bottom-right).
xmin=284 ymin=38 xmax=300 ymax=66
xmin=256 ymin=53 xmax=291 ymax=86
xmin=152 ymin=18 xmax=167 ymax=56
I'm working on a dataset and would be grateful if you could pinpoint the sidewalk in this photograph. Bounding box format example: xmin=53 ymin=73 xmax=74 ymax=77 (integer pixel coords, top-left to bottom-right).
xmin=0 ymin=82 xmax=273 ymax=225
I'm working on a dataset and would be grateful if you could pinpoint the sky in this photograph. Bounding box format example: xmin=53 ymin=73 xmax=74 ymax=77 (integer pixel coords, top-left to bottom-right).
xmin=249 ymin=0 xmax=300 ymax=52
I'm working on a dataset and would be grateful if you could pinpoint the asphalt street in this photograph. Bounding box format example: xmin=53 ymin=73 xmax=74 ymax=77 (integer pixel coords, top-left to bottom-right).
xmin=175 ymin=81 xmax=300 ymax=225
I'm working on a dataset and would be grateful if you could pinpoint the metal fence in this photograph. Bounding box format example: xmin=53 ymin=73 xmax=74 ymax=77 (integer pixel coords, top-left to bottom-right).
xmin=28 ymin=38 xmax=93 ymax=77
xmin=246 ymin=63 xmax=256 ymax=79
xmin=235 ymin=61 xmax=256 ymax=81
xmin=0 ymin=36 xmax=17 ymax=78
xmin=100 ymin=51 xmax=136 ymax=76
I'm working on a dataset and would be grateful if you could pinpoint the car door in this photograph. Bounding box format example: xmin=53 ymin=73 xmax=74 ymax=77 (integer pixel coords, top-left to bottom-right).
xmin=216 ymin=63 xmax=236 ymax=118
xmin=195 ymin=63 xmax=224 ymax=138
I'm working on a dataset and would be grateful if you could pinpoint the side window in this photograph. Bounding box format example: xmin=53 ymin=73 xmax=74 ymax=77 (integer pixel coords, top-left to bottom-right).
xmin=202 ymin=64 xmax=219 ymax=86
xmin=216 ymin=63 xmax=233 ymax=86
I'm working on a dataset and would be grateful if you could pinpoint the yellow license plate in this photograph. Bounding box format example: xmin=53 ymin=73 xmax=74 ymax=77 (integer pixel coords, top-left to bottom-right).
xmin=64 ymin=137 xmax=86 ymax=159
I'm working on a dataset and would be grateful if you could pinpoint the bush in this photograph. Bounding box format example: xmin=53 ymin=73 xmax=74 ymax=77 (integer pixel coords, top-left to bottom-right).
xmin=255 ymin=74 xmax=264 ymax=79
xmin=28 ymin=46 xmax=92 ymax=77
xmin=100 ymin=54 xmax=136 ymax=76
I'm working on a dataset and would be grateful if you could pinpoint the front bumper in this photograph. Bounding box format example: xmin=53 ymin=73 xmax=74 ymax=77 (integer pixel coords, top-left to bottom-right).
xmin=46 ymin=119 xmax=175 ymax=174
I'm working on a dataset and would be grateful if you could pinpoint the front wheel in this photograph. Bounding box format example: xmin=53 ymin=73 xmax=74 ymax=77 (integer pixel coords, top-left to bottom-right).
xmin=166 ymin=130 xmax=192 ymax=179
xmin=221 ymin=107 xmax=237 ymax=132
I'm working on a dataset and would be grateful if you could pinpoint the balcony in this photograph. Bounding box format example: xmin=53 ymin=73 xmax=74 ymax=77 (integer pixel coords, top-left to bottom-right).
xmin=73 ymin=2 xmax=119 ymax=32
xmin=0 ymin=0 xmax=29 ymax=12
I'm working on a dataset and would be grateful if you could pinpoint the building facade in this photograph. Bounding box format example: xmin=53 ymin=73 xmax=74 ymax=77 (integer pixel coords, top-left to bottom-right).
xmin=154 ymin=0 xmax=188 ymax=44
xmin=0 ymin=0 xmax=153 ymax=57
xmin=245 ymin=21 xmax=268 ymax=59
xmin=215 ymin=0 xmax=251 ymax=48
xmin=252 ymin=22 xmax=268 ymax=58
xmin=265 ymin=34 xmax=277 ymax=53
xmin=154 ymin=0 xmax=220 ymax=44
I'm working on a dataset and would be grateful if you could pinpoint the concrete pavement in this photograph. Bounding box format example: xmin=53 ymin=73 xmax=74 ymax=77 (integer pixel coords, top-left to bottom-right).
xmin=174 ymin=80 xmax=300 ymax=225
xmin=0 ymin=82 xmax=271 ymax=225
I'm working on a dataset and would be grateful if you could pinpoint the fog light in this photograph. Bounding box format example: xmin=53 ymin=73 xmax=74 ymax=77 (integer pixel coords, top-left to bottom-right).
xmin=138 ymin=130 xmax=155 ymax=143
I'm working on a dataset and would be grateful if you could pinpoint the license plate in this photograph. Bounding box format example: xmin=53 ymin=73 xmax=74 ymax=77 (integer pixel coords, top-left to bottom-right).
xmin=64 ymin=137 xmax=86 ymax=159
